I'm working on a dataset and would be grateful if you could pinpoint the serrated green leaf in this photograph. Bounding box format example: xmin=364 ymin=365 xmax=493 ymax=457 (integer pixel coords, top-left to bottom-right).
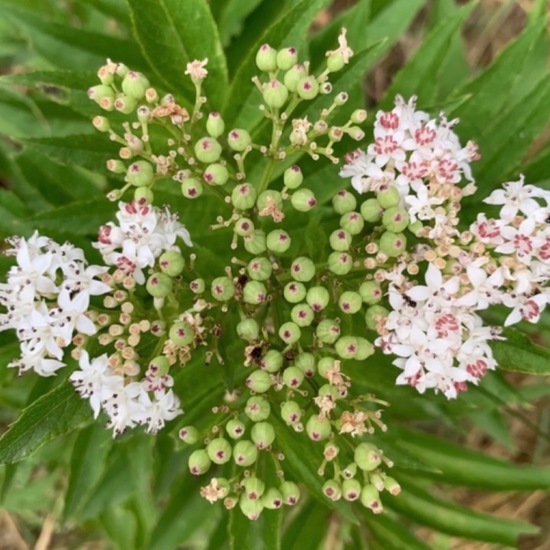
xmin=492 ymin=327 xmax=550 ymax=376
xmin=0 ymin=382 xmax=91 ymax=464
xmin=127 ymin=0 xmax=228 ymax=111
xmin=387 ymin=477 xmax=539 ymax=546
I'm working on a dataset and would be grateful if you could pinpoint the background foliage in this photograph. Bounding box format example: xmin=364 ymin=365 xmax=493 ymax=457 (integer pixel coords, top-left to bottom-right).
xmin=0 ymin=0 xmax=549 ymax=548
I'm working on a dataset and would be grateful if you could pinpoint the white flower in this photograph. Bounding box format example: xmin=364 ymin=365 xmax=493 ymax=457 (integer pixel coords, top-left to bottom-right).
xmin=484 ymin=176 xmax=545 ymax=221
xmin=185 ymin=58 xmax=208 ymax=81
xmin=140 ymin=389 xmax=183 ymax=434
xmin=326 ymin=28 xmax=353 ymax=63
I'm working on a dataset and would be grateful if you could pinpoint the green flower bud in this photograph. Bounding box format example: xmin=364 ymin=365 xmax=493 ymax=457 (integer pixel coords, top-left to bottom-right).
xmin=346 ymin=126 xmax=365 ymax=141
xmin=97 ymin=65 xmax=114 ymax=85
xmin=212 ymin=477 xmax=230 ymax=499
xmin=377 ymin=185 xmax=401 ymax=209
xmin=233 ymin=440 xmax=258 ymax=467
xmin=266 ymin=229 xmax=291 ymax=253
xmin=203 ymin=163 xmax=229 ymax=186
xmin=382 ymin=206 xmax=409 ymax=233
xmin=379 ymin=231 xmax=407 ymax=257
xmin=188 ymin=449 xmax=211 ymax=475
xmin=327 ymin=52 xmax=346 ymax=72
xmin=342 ymin=463 xmax=357 ymax=479
xmin=340 ymin=211 xmax=364 ymax=235
xmin=317 ymin=357 xmax=337 ymax=378
xmin=281 ymin=400 xmax=302 ymax=425
xmin=134 ymin=187 xmax=154 ymax=203
xmin=127 ymin=160 xmax=154 ymax=187
xmin=234 ymin=217 xmax=255 ymax=237
xmin=256 ymin=44 xmax=277 ymax=72
xmin=354 ymin=442 xmax=382 ymax=471
xmin=283 ymin=165 xmax=303 ymax=189
xmin=335 ymin=336 xmax=359 ymax=359
xmin=383 ymin=476 xmax=401 ymax=496
xmin=114 ymin=94 xmax=137 ymax=114
xmin=294 ymin=352 xmax=316 ymax=377
xmin=318 ymin=383 xmax=338 ymax=402
xmin=408 ymin=220 xmax=424 ymax=236
xmin=290 ymin=303 xmax=314 ymax=327
xmin=296 ymin=76 xmax=319 ymax=100
xmin=179 ymin=425 xmax=199 ymax=444
xmin=279 ymin=322 xmax=301 ymax=345
xmin=365 ymin=305 xmax=389 ymax=331
xmin=159 ymin=251 xmax=185 ymax=277
xmin=260 ymin=349 xmax=283 ymax=373
xmin=88 ymin=84 xmax=114 ymax=104
xmin=280 ymin=481 xmax=300 ymax=506
xmin=290 ymin=256 xmax=315 ymax=282
xmin=351 ymin=109 xmax=368 ymax=124
xmin=290 ymin=188 xmax=317 ymax=212
xmin=206 ymin=112 xmax=225 ymax=138
xmin=334 ymin=91 xmax=348 ymax=105
xmin=338 ymin=291 xmax=363 ymax=315
xmin=328 ymin=252 xmax=352 ymax=275
xmin=181 ymin=177 xmax=203 ymax=199
xmin=190 ymin=278 xmax=205 ymax=294
xmin=146 ymin=272 xmax=173 ymax=298
xmin=232 ymin=183 xmax=257 ymax=211
xmin=360 ymin=198 xmax=383 ymax=222
xmin=284 ymin=281 xmax=306 ymax=303
xmin=342 ymin=478 xmax=362 ymax=501
xmin=263 ymin=79 xmax=288 ymax=109
xmin=169 ymin=320 xmax=194 ymax=346
xmin=283 ymin=366 xmax=305 ymax=389
xmin=226 ymin=419 xmax=246 ymax=439
xmin=329 ymin=228 xmax=352 ymax=252
xmin=115 ymin=63 xmax=129 ymax=77
xmin=355 ymin=337 xmax=374 ymax=360
xmin=306 ymin=286 xmax=329 ymax=313
xmin=257 ymin=189 xmax=283 ymax=212
xmin=370 ymin=473 xmax=385 ymax=492
xmin=360 ymin=484 xmax=383 ymax=513
xmin=211 ymin=276 xmax=235 ymax=301
xmin=328 ymin=126 xmax=344 ymax=142
xmin=243 ymin=281 xmax=267 ymax=305
xmin=359 ymin=281 xmax=382 ymax=305
xmin=284 ymin=63 xmax=307 ymax=92
xmin=92 ymin=115 xmax=110 ymax=132
xmin=137 ymin=107 xmax=150 ymax=125
xmin=262 ymin=487 xmax=283 ymax=509
xmin=306 ymin=414 xmax=332 ymax=441
xmin=323 ymin=479 xmax=342 ymax=501
xmin=243 ymin=476 xmax=265 ymax=501
xmin=207 ymin=437 xmax=232 ymax=465
xmin=121 ymin=71 xmax=150 ymax=100
xmin=332 ymin=189 xmax=357 ymax=214
xmin=227 ymin=128 xmax=251 ymax=152
xmin=245 ymin=396 xmax=271 ymax=422
xmin=251 ymin=421 xmax=275 ymax=450
xmin=194 ymin=137 xmax=222 ymax=164
xmin=244 ymin=230 xmax=267 ymax=254
xmin=316 ymin=319 xmax=341 ymax=344
xmin=239 ymin=495 xmax=264 ymax=520
xmin=237 ymin=318 xmax=260 ymax=342
xmin=247 ymin=257 xmax=273 ymax=281
xmin=147 ymin=355 xmax=169 ymax=376
xmin=277 ymin=47 xmax=298 ymax=70
xmin=246 ymin=369 xmax=272 ymax=393
xmin=106 ymin=159 xmax=126 ymax=173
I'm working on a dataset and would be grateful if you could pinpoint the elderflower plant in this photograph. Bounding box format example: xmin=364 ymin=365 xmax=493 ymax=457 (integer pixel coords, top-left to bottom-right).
xmin=1 ymin=2 xmax=550 ymax=548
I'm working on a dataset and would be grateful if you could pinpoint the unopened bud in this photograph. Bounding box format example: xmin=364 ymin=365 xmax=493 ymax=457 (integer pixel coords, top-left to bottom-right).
xmin=245 ymin=396 xmax=271 ymax=422
xmin=121 ymin=71 xmax=150 ymax=100
xmin=283 ymin=165 xmax=303 ymax=189
xmin=251 ymin=421 xmax=275 ymax=449
xmin=262 ymin=79 xmax=288 ymax=109
xmin=354 ymin=442 xmax=382 ymax=471
xmin=296 ymin=76 xmax=319 ymax=100
xmin=179 ymin=425 xmax=199 ymax=444
xmin=279 ymin=322 xmax=301 ymax=345
xmin=207 ymin=437 xmax=232 ymax=465
xmin=316 ymin=319 xmax=341 ymax=344
xmin=338 ymin=291 xmax=362 ymax=314
xmin=360 ymin=198 xmax=383 ymax=222
xmin=329 ymin=228 xmax=352 ymax=251
xmin=382 ymin=206 xmax=409 ymax=233
xmin=281 ymin=400 xmax=302 ymax=425
xmin=243 ymin=281 xmax=267 ymax=305
xmin=206 ymin=112 xmax=225 ymax=137
xmin=243 ymin=230 xmax=267 ymax=254
xmin=284 ymin=64 xmax=307 ymax=92
xmin=232 ymin=183 xmax=257 ymax=210
xmin=379 ymin=231 xmax=407 ymax=257
xmin=342 ymin=478 xmax=362 ymax=501
xmin=246 ymin=369 xmax=272 ymax=393
xmin=169 ymin=320 xmax=194 ymax=346
xmin=284 ymin=281 xmax=306 ymax=303
xmin=290 ymin=256 xmax=315 ymax=282
xmin=262 ymin=487 xmax=283 ymax=509
xmin=290 ymin=188 xmax=317 ymax=212
xmin=233 ymin=440 xmax=258 ymax=466
xmin=260 ymin=349 xmax=283 ymax=373
xmin=291 ymin=303 xmax=314 ymax=327
xmin=159 ymin=251 xmax=185 ymax=277
xmin=188 ymin=449 xmax=211 ymax=475
xmin=277 ymin=47 xmax=298 ymax=70
xmin=226 ymin=418 xmax=246 ymax=439
xmin=227 ymin=128 xmax=251 ymax=152
xmin=194 ymin=137 xmax=222 ymax=163
xmin=377 ymin=185 xmax=401 ymax=209
xmin=146 ymin=272 xmax=173 ymax=298
xmin=328 ymin=251 xmax=352 ymax=275
xmin=256 ymin=44 xmax=277 ymax=72
xmin=237 ymin=318 xmax=260 ymax=342
xmin=234 ymin=217 xmax=255 ymax=237
xmin=306 ymin=415 xmax=332 ymax=441
xmin=359 ymin=281 xmax=382 ymax=305
xmin=181 ymin=177 xmax=203 ymax=199
xmin=323 ymin=479 xmax=342 ymax=501
xmin=294 ymin=352 xmax=316 ymax=377
xmin=306 ymin=286 xmax=330 ymax=312
xmin=211 ymin=276 xmax=235 ymax=301
xmin=280 ymin=481 xmax=300 ymax=505
xmin=203 ymin=163 xmax=229 ymax=186
xmin=127 ymin=160 xmax=154 ymax=187
xmin=266 ymin=229 xmax=291 ymax=253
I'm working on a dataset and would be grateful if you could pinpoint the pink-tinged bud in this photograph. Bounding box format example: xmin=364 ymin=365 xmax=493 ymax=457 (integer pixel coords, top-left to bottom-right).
xmin=134 ymin=186 xmax=154 ymax=203
xmin=114 ymin=94 xmax=136 ymax=114
xmin=194 ymin=137 xmax=222 ymax=163
xmin=329 ymin=228 xmax=352 ymax=252
xmin=281 ymin=400 xmax=302 ymax=425
xmin=283 ymin=164 xmax=303 ymax=189
xmin=243 ymin=476 xmax=266 ymax=503
xmin=203 ymin=163 xmax=229 ymax=186
xmin=365 ymin=305 xmax=389 ymax=331
xmin=226 ymin=419 xmax=246 ymax=439
xmin=359 ymin=281 xmax=382 ymax=305
xmin=206 ymin=111 xmax=225 ymax=138
xmin=283 ymin=366 xmax=305 ymax=389
xmin=181 ymin=177 xmax=203 ymax=199
xmin=260 ymin=349 xmax=283 ymax=373
xmin=179 ymin=425 xmax=199 ymax=444
xmin=262 ymin=487 xmax=283 ymax=509
xmin=340 ymin=211 xmax=364 ymax=235
xmin=243 ymin=281 xmax=267 ymax=305
xmin=126 ymin=160 xmax=154 ymax=187
xmin=284 ymin=281 xmax=306 ymax=303
xmin=290 ymin=256 xmax=315 ymax=282
xmin=360 ymin=198 xmax=383 ymax=222
xmin=291 ymin=303 xmax=314 ymax=327
xmin=234 ymin=217 xmax=255 ymax=237
xmin=323 ymin=479 xmax=342 ymax=501
xmin=377 ymin=185 xmax=401 ymax=208
xmin=342 ymin=478 xmax=362 ymax=501
xmin=284 ymin=63 xmax=308 ymax=92
xmin=316 ymin=319 xmax=341 ymax=344
xmin=188 ymin=449 xmax=211 ymax=475
xmin=246 ymin=369 xmax=272 ymax=393
xmin=382 ymin=206 xmax=409 ymax=233
xmin=354 ymin=442 xmax=382 ymax=471
xmin=233 ymin=439 xmax=258 ymax=466
xmin=342 ymin=462 xmax=357 ymax=479
xmin=335 ymin=335 xmax=359 ymax=359
xmin=351 ymin=109 xmax=368 ymax=124
xmin=360 ymin=484 xmax=383 ymax=514
xmin=383 ymin=476 xmax=401 ymax=495
xmin=239 ymin=495 xmax=264 ymax=520
xmin=306 ymin=285 xmax=330 ymax=312
xmin=333 ymin=190 xmax=356 ymax=215
xmin=227 ymin=128 xmax=252 ymax=152
xmin=206 ymin=437 xmax=232 ymax=465
xmin=232 ymin=183 xmax=257 ymax=210
xmin=291 ymin=188 xmax=317 ymax=212
xmin=97 ymin=64 xmax=114 ymax=85
xmin=277 ymin=47 xmax=298 ymax=70
xmin=168 ymin=320 xmax=194 ymax=346
xmin=121 ymin=70 xmax=150 ymax=100
xmin=338 ymin=291 xmax=362 ymax=315
xmin=379 ymin=231 xmax=407 ymax=257
xmin=189 ymin=278 xmax=205 ymax=294
xmin=247 ymin=257 xmax=272 ymax=281
xmin=296 ymin=76 xmax=319 ymax=100
xmin=346 ymin=126 xmax=365 ymax=141
xmin=294 ymin=352 xmax=316 ymax=377
xmin=92 ymin=116 xmax=110 ymax=132
xmin=327 ymin=251 xmax=352 ymax=275
xmin=236 ymin=318 xmax=260 ymax=342
xmin=280 ymin=481 xmax=300 ymax=506
xmin=266 ymin=229 xmax=291 ymax=253
xmin=245 ymin=396 xmax=271 ymax=422
xmin=211 ymin=276 xmax=235 ymax=302
xmin=145 ymin=87 xmax=158 ymax=103
xmin=256 ymin=44 xmax=277 ymax=72
xmin=317 ymin=357 xmax=337 ymax=378
xmin=88 ymin=84 xmax=114 ymax=104
xmin=243 ymin=229 xmax=267 ymax=254
xmin=251 ymin=421 xmax=275 ymax=449
xmin=159 ymin=251 xmax=185 ymax=277
xmin=279 ymin=321 xmax=301 ymax=345
xmin=306 ymin=414 xmax=332 ymax=441
xmin=262 ymin=79 xmax=289 ymax=109
xmin=146 ymin=272 xmax=173 ymax=298
xmin=106 ymin=159 xmax=126 ymax=173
